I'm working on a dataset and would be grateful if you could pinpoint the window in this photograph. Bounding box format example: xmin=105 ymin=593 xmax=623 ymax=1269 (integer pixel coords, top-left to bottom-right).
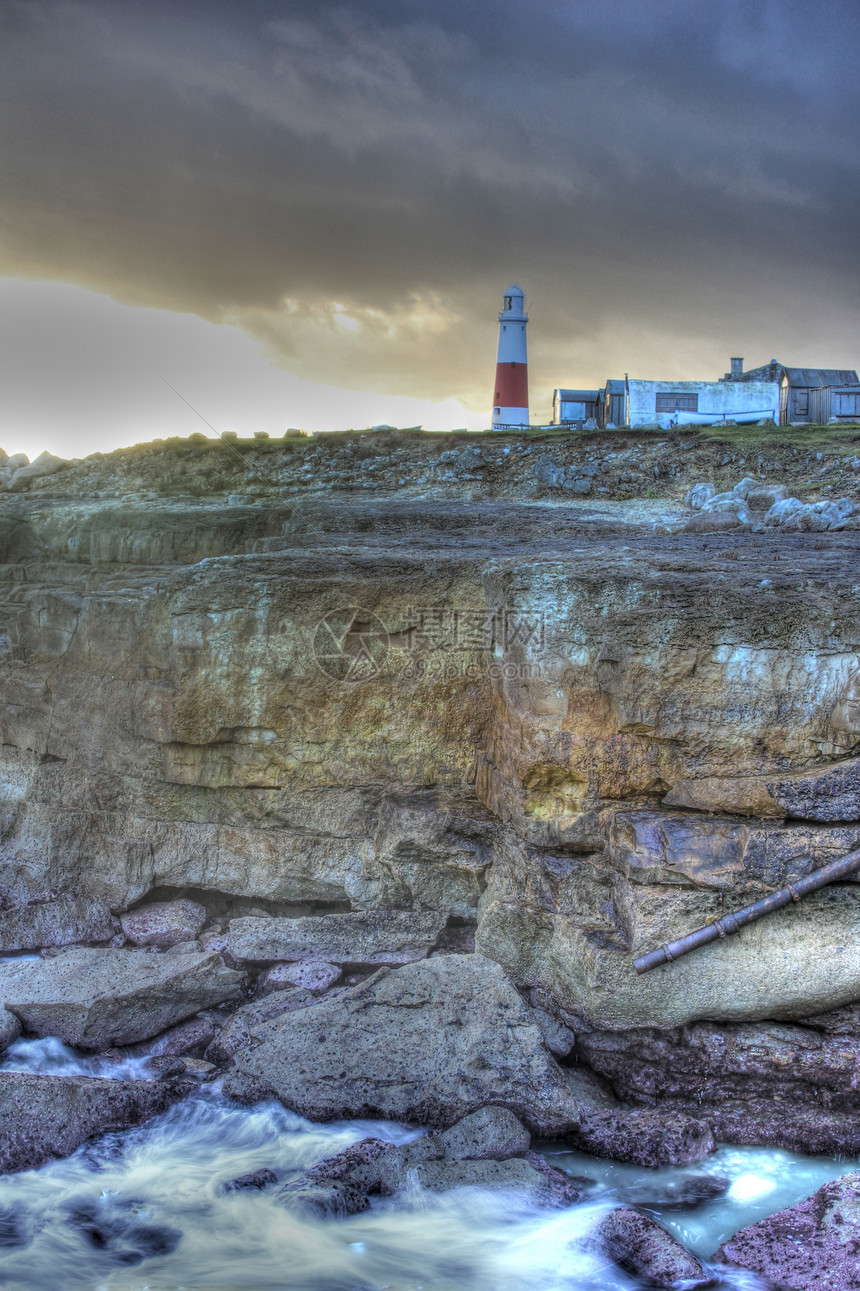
xmin=494 ymin=408 xmax=500 ymax=415
xmin=834 ymin=392 xmax=860 ymax=417
xmin=795 ymin=390 xmax=809 ymax=416
xmin=656 ymin=392 xmax=698 ymax=412
xmin=504 ymin=296 xmax=512 ymax=310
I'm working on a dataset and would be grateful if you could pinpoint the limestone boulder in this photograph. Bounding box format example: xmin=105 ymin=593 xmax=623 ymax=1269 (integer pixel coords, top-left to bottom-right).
xmin=564 ymin=1107 xmax=715 ymax=1167
xmin=223 ymin=955 xmax=594 ymax=1134
xmin=0 ymin=947 xmax=243 ymax=1049
xmin=0 ymin=895 xmax=115 ymax=953
xmin=0 ymin=1071 xmax=192 ymax=1174
xmin=744 ymin=483 xmax=789 ymax=510
xmin=120 ymin=898 xmax=206 ymax=949
xmin=204 ymin=988 xmax=340 ymax=1065
xmin=227 ymin=910 xmax=446 ymax=965
xmin=716 ymin=1171 xmax=860 ymax=1289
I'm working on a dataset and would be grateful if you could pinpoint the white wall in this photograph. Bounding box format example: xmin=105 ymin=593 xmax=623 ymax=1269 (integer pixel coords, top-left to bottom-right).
xmin=626 ymin=379 xmax=780 ymax=428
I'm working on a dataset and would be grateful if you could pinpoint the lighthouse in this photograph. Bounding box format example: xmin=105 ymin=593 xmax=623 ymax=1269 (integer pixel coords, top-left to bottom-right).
xmin=491 ymin=284 xmax=529 ymax=429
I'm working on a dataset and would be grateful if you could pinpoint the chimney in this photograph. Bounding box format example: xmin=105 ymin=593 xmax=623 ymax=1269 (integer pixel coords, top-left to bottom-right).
xmin=730 ymin=357 xmax=744 ymax=379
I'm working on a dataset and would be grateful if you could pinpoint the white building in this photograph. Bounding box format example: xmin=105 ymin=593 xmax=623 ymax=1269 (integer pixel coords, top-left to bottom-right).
xmin=626 ymin=378 xmax=780 ymax=429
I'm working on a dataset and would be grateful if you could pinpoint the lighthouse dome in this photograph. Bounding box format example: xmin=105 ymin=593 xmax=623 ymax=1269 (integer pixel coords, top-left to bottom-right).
xmin=499 ymin=284 xmax=527 ymax=321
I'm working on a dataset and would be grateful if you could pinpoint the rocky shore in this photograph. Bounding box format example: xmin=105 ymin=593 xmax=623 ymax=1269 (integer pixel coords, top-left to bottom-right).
xmin=5 ymin=424 xmax=860 ymax=1286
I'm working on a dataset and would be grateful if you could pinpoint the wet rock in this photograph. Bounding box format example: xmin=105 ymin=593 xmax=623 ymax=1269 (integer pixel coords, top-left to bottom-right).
xmin=564 ymin=1107 xmax=715 ymax=1167
xmin=177 ymin=1057 xmax=216 ymax=1078
xmin=228 ymin=910 xmax=446 ymax=966
xmin=0 ymin=1203 xmax=31 ymax=1248
xmin=0 ymin=896 xmax=115 ymax=953
xmin=257 ymin=959 xmax=341 ymax=994
xmin=280 ymin=1109 xmax=575 ymax=1215
xmin=224 ymin=1167 xmax=278 ymax=1192
xmin=716 ymin=1170 xmax=860 ymax=1289
xmin=590 ymin=1207 xmax=710 ymax=1289
xmin=148 ymin=1055 xmax=188 ymax=1078
xmin=224 ymin=955 xmax=591 ymax=1134
xmin=0 ymin=947 xmax=243 ymax=1049
xmin=618 ymin=1173 xmax=730 ymax=1210
xmin=0 ymin=1007 xmax=22 ymax=1053
xmin=120 ymin=899 xmax=207 ymax=949
xmin=64 ymin=1195 xmax=182 ymax=1264
xmin=0 ymin=1072 xmax=192 ymax=1174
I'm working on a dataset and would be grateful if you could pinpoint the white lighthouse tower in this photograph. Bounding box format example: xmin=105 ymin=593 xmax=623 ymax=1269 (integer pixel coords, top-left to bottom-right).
xmin=491 ymin=284 xmax=529 ymax=429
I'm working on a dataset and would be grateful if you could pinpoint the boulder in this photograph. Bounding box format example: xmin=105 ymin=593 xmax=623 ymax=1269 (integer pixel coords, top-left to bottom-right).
xmin=683 ymin=509 xmax=745 ymax=533
xmin=120 ymin=898 xmax=206 ymax=949
xmin=223 ymin=955 xmax=592 ymax=1134
xmin=564 ymin=1106 xmax=715 ymax=1167
xmin=684 ymin=482 xmax=716 ymax=510
xmin=716 ymin=1171 xmax=860 ymax=1289
xmin=0 ymin=1071 xmax=192 ymax=1174
xmin=701 ymin=495 xmax=751 ymax=523
xmin=0 ymin=895 xmax=115 ymax=953
xmin=227 ymin=910 xmax=446 ymax=966
xmin=279 ymin=1108 xmax=576 ymax=1216
xmin=257 ymin=959 xmax=341 ymax=993
xmin=664 ymin=754 xmax=860 ymax=822
xmin=204 ymin=988 xmax=338 ymax=1065
xmin=134 ymin=1014 xmax=216 ymax=1058
xmin=745 ymin=483 xmax=789 ymax=511
xmin=589 ymin=1208 xmax=710 ymax=1289
xmin=7 ymin=451 xmax=69 ymax=491
xmin=764 ymin=495 xmax=804 ymax=525
xmin=0 ymin=947 xmax=242 ymax=1049
xmin=731 ymin=477 xmax=759 ymax=499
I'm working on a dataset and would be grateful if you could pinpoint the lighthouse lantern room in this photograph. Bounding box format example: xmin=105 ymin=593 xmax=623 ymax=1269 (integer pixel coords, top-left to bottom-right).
xmin=491 ymin=284 xmax=529 ymax=429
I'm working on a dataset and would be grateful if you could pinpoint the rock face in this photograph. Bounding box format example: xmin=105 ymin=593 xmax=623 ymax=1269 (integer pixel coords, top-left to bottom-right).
xmin=0 ymin=1072 xmax=191 ymax=1174
xmin=577 ymin=1019 xmax=860 ymax=1154
xmin=0 ymin=948 xmax=243 ymax=1049
xmin=716 ymin=1171 xmax=860 ymax=1289
xmin=223 ymin=955 xmax=593 ymax=1134
xmin=120 ymin=898 xmax=206 ymax=948
xmin=7 ymin=438 xmax=860 ymax=1158
xmin=0 ymin=896 xmax=115 ymax=953
xmin=228 ymin=910 xmax=446 ymax=965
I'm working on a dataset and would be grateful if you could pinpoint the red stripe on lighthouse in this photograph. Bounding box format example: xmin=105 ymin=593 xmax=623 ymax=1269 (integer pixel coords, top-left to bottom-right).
xmin=494 ymin=362 xmax=528 ymax=408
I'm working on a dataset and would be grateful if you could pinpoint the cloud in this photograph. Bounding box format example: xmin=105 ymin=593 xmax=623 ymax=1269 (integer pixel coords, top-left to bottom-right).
xmin=1 ymin=0 xmax=858 ymax=427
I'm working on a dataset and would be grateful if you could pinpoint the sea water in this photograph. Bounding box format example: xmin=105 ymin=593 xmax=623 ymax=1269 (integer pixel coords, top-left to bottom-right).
xmin=0 ymin=1038 xmax=849 ymax=1290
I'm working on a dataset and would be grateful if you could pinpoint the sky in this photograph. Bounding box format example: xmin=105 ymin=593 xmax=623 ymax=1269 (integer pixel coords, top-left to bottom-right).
xmin=1 ymin=0 xmax=859 ymax=458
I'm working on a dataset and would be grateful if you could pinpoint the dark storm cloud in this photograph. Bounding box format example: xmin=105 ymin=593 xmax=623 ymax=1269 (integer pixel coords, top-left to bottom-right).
xmin=1 ymin=0 xmax=859 ymax=407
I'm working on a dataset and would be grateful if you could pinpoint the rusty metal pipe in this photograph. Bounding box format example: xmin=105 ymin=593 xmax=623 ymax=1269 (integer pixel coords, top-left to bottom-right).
xmin=632 ymin=846 xmax=860 ymax=975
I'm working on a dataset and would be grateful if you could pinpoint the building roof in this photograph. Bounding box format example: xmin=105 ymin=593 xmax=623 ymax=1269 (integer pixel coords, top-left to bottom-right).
xmin=605 ymin=379 xmax=626 ymax=394
xmin=555 ymin=389 xmax=601 ymax=401
xmin=782 ymin=368 xmax=859 ymax=387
